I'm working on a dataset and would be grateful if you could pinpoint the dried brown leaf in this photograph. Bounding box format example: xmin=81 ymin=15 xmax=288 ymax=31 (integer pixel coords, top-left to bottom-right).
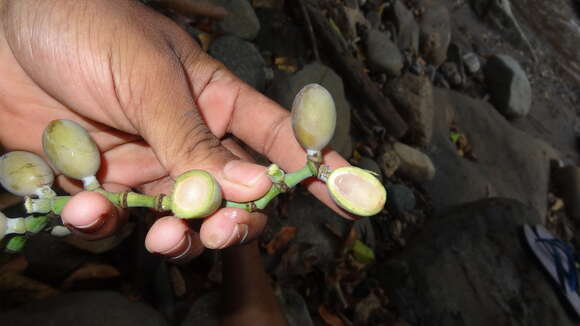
xmin=0 ymin=255 xmax=28 ymax=274
xmin=319 ymin=304 xmax=345 ymax=326
xmin=264 ymin=226 xmax=298 ymax=255
xmin=61 ymin=263 xmax=120 ymax=289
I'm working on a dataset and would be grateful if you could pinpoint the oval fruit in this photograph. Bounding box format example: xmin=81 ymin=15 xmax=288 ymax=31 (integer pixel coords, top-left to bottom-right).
xmin=0 ymin=151 xmax=54 ymax=196
xmin=42 ymin=120 xmax=101 ymax=180
xmin=327 ymin=166 xmax=386 ymax=216
xmin=291 ymin=84 xmax=336 ymax=152
xmin=171 ymin=170 xmax=222 ymax=219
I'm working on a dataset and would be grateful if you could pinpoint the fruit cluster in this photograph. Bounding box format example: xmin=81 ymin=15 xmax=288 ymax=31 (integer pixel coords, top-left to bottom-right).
xmin=0 ymin=84 xmax=386 ymax=252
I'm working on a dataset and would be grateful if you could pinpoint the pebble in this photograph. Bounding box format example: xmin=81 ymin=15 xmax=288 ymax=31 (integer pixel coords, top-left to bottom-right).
xmin=392 ymin=142 xmax=436 ymax=183
xmin=211 ymin=0 xmax=261 ymax=40
xmin=483 ymin=55 xmax=532 ymax=119
xmin=358 ymin=156 xmax=383 ymax=182
xmin=463 ymin=52 xmax=481 ymax=74
xmin=386 ymin=184 xmax=416 ymax=217
xmin=366 ymin=29 xmax=404 ymax=76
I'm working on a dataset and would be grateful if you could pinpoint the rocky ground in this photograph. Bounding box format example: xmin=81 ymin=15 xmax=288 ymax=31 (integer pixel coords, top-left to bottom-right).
xmin=1 ymin=0 xmax=580 ymax=325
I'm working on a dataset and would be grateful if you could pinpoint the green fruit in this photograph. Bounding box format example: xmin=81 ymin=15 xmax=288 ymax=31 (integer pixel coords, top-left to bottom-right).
xmin=171 ymin=170 xmax=222 ymax=219
xmin=43 ymin=119 xmax=101 ymax=180
xmin=291 ymin=84 xmax=336 ymax=152
xmin=0 ymin=151 xmax=54 ymax=196
xmin=326 ymin=166 xmax=386 ymax=216
xmin=0 ymin=212 xmax=6 ymax=241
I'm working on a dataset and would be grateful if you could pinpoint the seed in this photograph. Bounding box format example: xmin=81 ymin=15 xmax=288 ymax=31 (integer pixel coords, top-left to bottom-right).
xmin=291 ymin=84 xmax=336 ymax=152
xmin=171 ymin=170 xmax=222 ymax=219
xmin=43 ymin=120 xmax=101 ymax=180
xmin=327 ymin=166 xmax=386 ymax=216
xmin=0 ymin=151 xmax=54 ymax=196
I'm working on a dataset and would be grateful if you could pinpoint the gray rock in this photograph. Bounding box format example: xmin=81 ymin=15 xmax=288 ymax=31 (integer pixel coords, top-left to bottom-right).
xmin=388 ymin=0 xmax=420 ymax=54
xmin=440 ymin=62 xmax=462 ymax=87
xmin=385 ymin=74 xmax=435 ymax=147
xmin=378 ymin=198 xmax=578 ymax=326
xmin=378 ymin=147 xmax=401 ymax=178
xmin=419 ymin=3 xmax=451 ymax=67
xmin=366 ymin=11 xmax=381 ymax=30
xmin=392 ymin=142 xmax=436 ymax=182
xmin=357 ymin=156 xmax=383 ymax=181
xmin=463 ymin=52 xmax=481 ymax=74
xmin=386 ymin=184 xmax=416 ymax=217
xmin=0 ymin=291 xmax=169 ymax=326
xmin=211 ymin=0 xmax=260 ymax=40
xmin=366 ymin=29 xmax=404 ymax=76
xmin=208 ymin=35 xmax=266 ymax=92
xmin=267 ymin=63 xmax=352 ymax=158
xmin=424 ymin=88 xmax=558 ymax=218
xmin=483 ymin=55 xmax=532 ymax=119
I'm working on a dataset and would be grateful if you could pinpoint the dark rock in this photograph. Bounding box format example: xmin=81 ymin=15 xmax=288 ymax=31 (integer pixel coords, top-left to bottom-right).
xmin=377 ymin=198 xmax=578 ymax=326
xmin=387 ymin=0 xmax=420 ymax=54
xmin=180 ymin=292 xmax=220 ymax=326
xmin=0 ymin=291 xmax=169 ymax=326
xmin=440 ymin=62 xmax=463 ymax=87
xmin=366 ymin=11 xmax=381 ymax=30
xmin=386 ymin=184 xmax=416 ymax=217
xmin=208 ymin=35 xmax=266 ymax=92
xmin=267 ymin=63 xmax=352 ymax=158
xmin=385 ymin=74 xmax=435 ymax=147
xmin=366 ymin=29 xmax=404 ymax=76
xmin=211 ymin=0 xmax=260 ymax=40
xmin=419 ymin=2 xmax=451 ymax=66
xmin=357 ymin=156 xmax=383 ymax=181
xmin=424 ymin=88 xmax=559 ymax=218
xmin=254 ymin=8 xmax=307 ymax=59
xmin=483 ymin=55 xmax=532 ymax=119
xmin=552 ymin=165 xmax=580 ymax=222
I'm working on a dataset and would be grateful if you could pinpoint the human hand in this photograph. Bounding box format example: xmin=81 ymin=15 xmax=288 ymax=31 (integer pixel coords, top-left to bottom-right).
xmin=0 ymin=0 xmax=350 ymax=260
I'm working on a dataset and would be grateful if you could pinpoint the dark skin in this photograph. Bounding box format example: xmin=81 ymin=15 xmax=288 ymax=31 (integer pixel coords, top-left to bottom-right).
xmin=0 ymin=0 xmax=352 ymax=259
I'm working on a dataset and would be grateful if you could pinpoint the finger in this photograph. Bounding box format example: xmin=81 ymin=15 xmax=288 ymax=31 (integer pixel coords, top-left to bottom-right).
xmin=192 ymin=70 xmax=352 ymax=217
xmin=199 ymin=208 xmax=267 ymax=249
xmin=60 ymin=183 xmax=129 ymax=240
xmin=145 ymin=216 xmax=205 ymax=262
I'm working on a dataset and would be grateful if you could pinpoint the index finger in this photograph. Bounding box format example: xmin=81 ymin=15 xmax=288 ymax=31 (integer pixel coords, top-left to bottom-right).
xmin=195 ymin=69 xmax=354 ymax=218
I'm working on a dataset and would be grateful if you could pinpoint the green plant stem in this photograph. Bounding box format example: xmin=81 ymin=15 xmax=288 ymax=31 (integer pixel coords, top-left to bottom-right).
xmin=226 ymin=164 xmax=316 ymax=211
xmin=25 ymin=163 xmax=324 ymax=215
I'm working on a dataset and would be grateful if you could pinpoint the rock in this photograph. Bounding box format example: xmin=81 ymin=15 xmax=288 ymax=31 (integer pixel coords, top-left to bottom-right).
xmin=366 ymin=29 xmax=404 ymax=76
xmin=340 ymin=6 xmax=370 ymax=40
xmin=180 ymin=292 xmax=220 ymax=326
xmin=210 ymin=0 xmax=260 ymax=40
xmin=0 ymin=291 xmax=169 ymax=326
xmin=366 ymin=11 xmax=381 ymax=30
xmin=386 ymin=184 xmax=416 ymax=217
xmin=419 ymin=3 xmax=451 ymax=66
xmin=254 ymin=8 xmax=307 ymax=59
xmin=267 ymin=63 xmax=353 ymax=158
xmin=278 ymin=288 xmax=315 ymax=326
xmin=387 ymin=0 xmax=420 ymax=54
xmin=385 ymin=74 xmax=435 ymax=147
xmin=208 ymin=35 xmax=266 ymax=92
xmin=377 ymin=198 xmax=578 ymax=326
xmin=463 ymin=52 xmax=481 ymax=74
xmin=392 ymin=142 xmax=436 ymax=182
xmin=552 ymin=165 xmax=580 ymax=222
xmin=440 ymin=62 xmax=462 ymax=87
xmin=424 ymin=88 xmax=558 ymax=218
xmin=379 ymin=147 xmax=401 ymax=178
xmin=483 ymin=55 xmax=532 ymax=119
xmin=357 ymin=156 xmax=383 ymax=182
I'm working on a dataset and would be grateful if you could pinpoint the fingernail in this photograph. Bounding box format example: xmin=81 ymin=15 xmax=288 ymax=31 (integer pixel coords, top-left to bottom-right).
xmin=223 ymin=160 xmax=265 ymax=187
xmin=209 ymin=223 xmax=249 ymax=249
xmin=72 ymin=216 xmax=105 ymax=231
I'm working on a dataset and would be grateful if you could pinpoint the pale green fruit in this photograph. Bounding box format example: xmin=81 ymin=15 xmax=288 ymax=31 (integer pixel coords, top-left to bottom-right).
xmin=0 ymin=212 xmax=6 ymax=241
xmin=43 ymin=120 xmax=101 ymax=180
xmin=171 ymin=170 xmax=222 ymax=219
xmin=291 ymin=84 xmax=336 ymax=152
xmin=327 ymin=166 xmax=386 ymax=216
xmin=0 ymin=151 xmax=54 ymax=196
